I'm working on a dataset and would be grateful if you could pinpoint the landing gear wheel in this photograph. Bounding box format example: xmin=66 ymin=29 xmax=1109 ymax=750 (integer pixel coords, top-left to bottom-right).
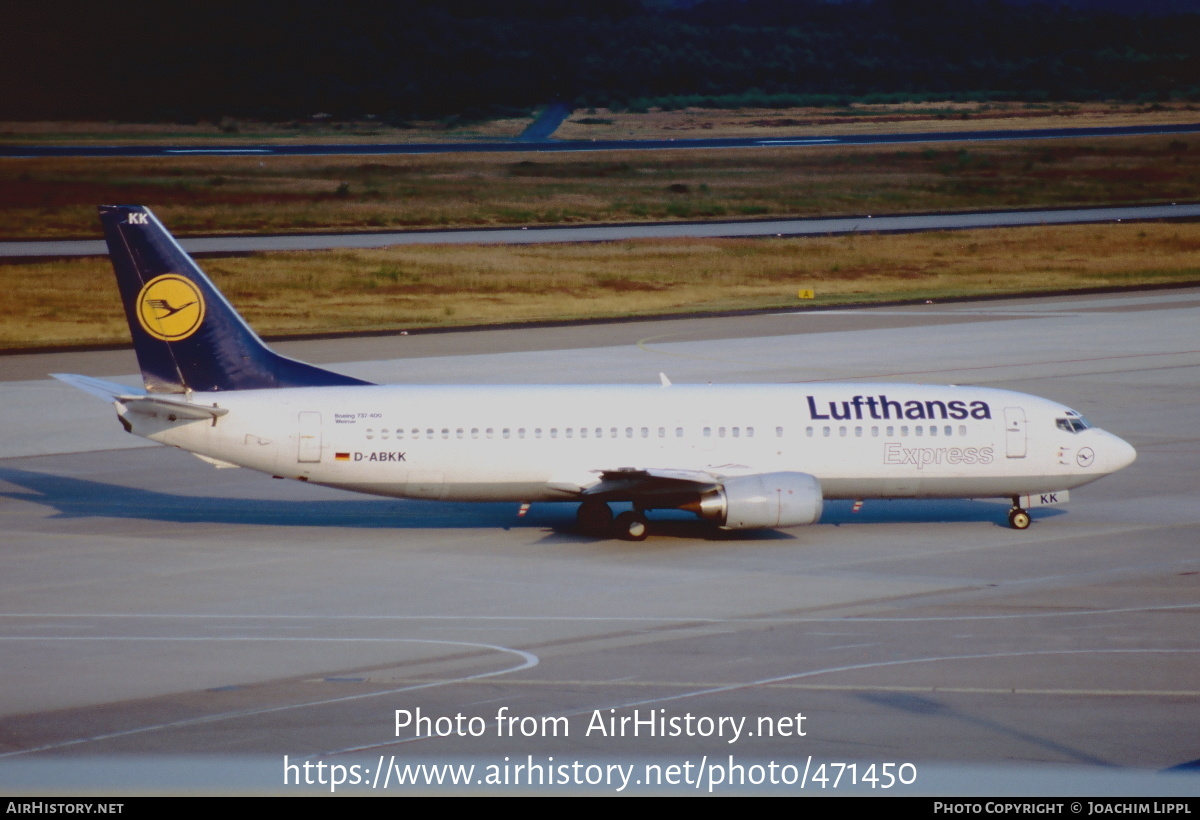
xmin=576 ymin=500 xmax=614 ymax=534
xmin=614 ymin=510 xmax=649 ymax=542
xmin=1008 ymin=508 xmax=1031 ymax=530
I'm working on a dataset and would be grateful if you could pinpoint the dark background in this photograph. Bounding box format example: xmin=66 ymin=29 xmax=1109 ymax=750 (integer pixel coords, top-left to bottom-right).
xmin=3 ymin=0 xmax=1199 ymax=122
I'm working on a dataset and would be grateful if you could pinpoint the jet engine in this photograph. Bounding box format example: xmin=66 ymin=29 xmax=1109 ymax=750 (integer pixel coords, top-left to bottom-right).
xmin=684 ymin=472 xmax=823 ymax=529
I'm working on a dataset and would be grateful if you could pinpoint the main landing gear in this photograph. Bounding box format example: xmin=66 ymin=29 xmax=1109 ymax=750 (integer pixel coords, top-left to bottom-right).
xmin=576 ymin=501 xmax=648 ymax=541
xmin=576 ymin=499 xmax=614 ymax=534
xmin=613 ymin=510 xmax=649 ymax=542
xmin=1007 ymin=497 xmax=1031 ymax=530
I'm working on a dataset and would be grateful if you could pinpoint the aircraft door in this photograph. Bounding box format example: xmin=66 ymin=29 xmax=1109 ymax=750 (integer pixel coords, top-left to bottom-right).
xmin=1004 ymin=407 xmax=1027 ymax=458
xmin=297 ymin=411 xmax=323 ymax=463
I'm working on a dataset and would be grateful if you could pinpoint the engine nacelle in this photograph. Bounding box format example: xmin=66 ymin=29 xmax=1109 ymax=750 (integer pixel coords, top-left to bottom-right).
xmin=687 ymin=472 xmax=824 ymax=530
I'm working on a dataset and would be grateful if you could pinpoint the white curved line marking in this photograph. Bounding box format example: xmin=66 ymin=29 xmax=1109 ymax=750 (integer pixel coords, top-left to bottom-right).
xmin=0 ymin=639 xmax=537 ymax=759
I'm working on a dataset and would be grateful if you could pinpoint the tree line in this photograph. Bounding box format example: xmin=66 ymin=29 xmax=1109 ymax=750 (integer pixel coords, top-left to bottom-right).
xmin=4 ymin=0 xmax=1198 ymax=122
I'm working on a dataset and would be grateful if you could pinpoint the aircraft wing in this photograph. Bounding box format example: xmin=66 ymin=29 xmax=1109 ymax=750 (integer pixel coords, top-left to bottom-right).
xmin=578 ymin=467 xmax=723 ymax=501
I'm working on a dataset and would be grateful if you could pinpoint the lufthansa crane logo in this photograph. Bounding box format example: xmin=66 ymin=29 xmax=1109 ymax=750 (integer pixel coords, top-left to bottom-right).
xmin=135 ymin=274 xmax=205 ymax=342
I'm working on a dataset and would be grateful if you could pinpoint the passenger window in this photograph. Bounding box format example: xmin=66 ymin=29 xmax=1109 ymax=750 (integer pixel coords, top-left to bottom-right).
xmin=732 ymin=427 xmax=740 ymax=438
xmin=958 ymin=425 xmax=966 ymax=436
xmin=704 ymin=427 xmax=712 ymax=437
xmin=900 ymin=426 xmax=908 ymax=436
xmin=915 ymin=426 xmax=923 ymax=436
xmin=471 ymin=428 xmax=479 ymax=439
xmin=426 ymin=428 xmax=434 ymax=439
xmin=822 ymin=426 xmax=830 ymax=437
xmin=365 ymin=428 xmax=374 ymax=440
xmin=456 ymin=428 xmax=463 ymax=439
xmin=381 ymin=429 xmax=389 ymax=440
xmin=945 ymin=425 xmax=952 ymax=436
xmin=675 ymin=427 xmax=683 ymax=438
xmin=626 ymin=427 xmax=634 ymax=438
xmin=855 ymin=426 xmax=862 ymax=437
xmin=551 ymin=428 xmax=558 ymax=439
xmin=641 ymin=427 xmax=649 ymax=438
xmin=871 ymin=426 xmax=879 ymax=437
xmin=486 ymin=428 xmax=494 ymax=439
xmin=929 ymin=425 xmax=937 ymax=437
xmin=503 ymin=428 xmax=510 ymax=439
xmin=747 ymin=427 xmax=754 ymax=437
xmin=718 ymin=427 xmax=726 ymax=438
xmin=887 ymin=426 xmax=894 ymax=436
xmin=839 ymin=426 xmax=847 ymax=437
xmin=776 ymin=426 xmax=784 ymax=437
xmin=806 ymin=427 xmax=813 ymax=437
xmin=518 ymin=428 xmax=526 ymax=439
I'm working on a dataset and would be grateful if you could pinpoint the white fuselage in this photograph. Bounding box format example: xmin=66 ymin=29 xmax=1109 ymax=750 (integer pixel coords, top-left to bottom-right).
xmin=126 ymin=382 xmax=1136 ymax=504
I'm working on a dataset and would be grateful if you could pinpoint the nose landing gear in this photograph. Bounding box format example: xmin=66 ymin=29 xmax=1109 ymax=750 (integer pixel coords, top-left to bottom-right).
xmin=1008 ymin=497 xmax=1031 ymax=530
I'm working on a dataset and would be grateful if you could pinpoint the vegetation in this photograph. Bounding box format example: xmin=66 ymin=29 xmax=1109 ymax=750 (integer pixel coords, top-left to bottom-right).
xmin=3 ymin=133 xmax=1198 ymax=239
xmin=4 ymin=222 xmax=1198 ymax=349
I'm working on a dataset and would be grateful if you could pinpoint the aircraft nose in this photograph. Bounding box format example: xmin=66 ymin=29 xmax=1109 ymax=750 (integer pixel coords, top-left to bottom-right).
xmin=1108 ymin=433 xmax=1137 ymax=472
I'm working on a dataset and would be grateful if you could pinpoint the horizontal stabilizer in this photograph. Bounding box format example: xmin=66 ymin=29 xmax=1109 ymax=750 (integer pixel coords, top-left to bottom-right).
xmin=120 ymin=395 xmax=228 ymax=421
xmin=52 ymin=373 xmax=145 ymax=401
xmin=54 ymin=373 xmax=227 ymax=420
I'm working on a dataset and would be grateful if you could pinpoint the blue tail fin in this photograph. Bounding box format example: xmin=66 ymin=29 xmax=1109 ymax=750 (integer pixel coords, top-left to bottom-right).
xmin=99 ymin=205 xmax=372 ymax=393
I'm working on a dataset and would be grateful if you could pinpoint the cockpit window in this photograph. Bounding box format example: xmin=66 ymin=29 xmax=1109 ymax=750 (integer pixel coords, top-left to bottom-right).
xmin=1056 ymin=416 xmax=1093 ymax=433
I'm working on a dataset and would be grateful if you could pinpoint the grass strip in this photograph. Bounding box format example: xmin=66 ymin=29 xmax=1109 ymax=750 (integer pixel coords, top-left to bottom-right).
xmin=3 ymin=222 xmax=1197 ymax=350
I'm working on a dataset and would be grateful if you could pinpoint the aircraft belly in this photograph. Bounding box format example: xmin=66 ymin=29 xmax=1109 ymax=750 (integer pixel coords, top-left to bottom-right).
xmin=322 ymin=480 xmax=565 ymax=503
xmin=820 ymin=472 xmax=1099 ymax=499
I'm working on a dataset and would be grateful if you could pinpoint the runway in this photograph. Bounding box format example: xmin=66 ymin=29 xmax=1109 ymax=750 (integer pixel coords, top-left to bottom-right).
xmin=5 ymin=202 xmax=1200 ymax=258
xmin=3 ymin=121 xmax=1200 ymax=159
xmin=0 ymin=289 xmax=1197 ymax=794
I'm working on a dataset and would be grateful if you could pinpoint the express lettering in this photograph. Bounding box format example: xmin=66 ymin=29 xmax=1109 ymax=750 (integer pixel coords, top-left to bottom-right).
xmin=884 ymin=443 xmax=994 ymax=469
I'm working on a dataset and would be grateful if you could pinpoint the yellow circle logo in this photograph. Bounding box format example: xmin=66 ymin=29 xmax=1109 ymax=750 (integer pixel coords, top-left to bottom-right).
xmin=136 ymin=274 xmax=205 ymax=342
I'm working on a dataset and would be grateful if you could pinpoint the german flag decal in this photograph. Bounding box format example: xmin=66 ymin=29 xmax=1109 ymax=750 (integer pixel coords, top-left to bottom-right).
xmin=335 ymin=452 xmax=350 ymax=461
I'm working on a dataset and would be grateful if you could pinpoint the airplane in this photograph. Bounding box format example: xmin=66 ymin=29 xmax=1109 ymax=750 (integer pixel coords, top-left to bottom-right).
xmin=55 ymin=205 xmax=1137 ymax=541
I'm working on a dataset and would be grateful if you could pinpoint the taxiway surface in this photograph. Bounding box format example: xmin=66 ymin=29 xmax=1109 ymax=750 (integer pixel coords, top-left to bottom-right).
xmin=0 ymin=290 xmax=1197 ymax=795
xmin=6 ymin=202 xmax=1200 ymax=258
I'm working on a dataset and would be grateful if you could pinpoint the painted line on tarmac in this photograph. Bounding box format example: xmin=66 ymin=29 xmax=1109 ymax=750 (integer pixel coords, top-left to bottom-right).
xmin=1 ymin=603 xmax=1195 ymax=623
xmin=0 ymin=638 xmax=538 ymax=759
